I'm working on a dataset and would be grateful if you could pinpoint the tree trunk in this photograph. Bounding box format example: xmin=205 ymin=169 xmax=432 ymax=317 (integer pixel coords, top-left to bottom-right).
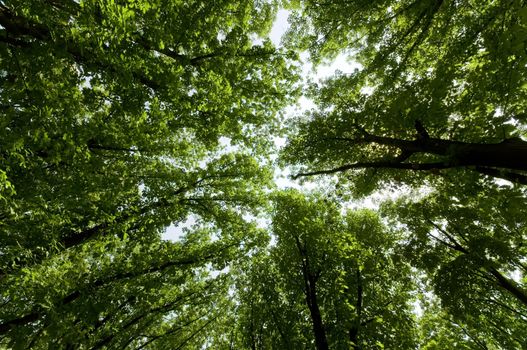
xmin=295 ymin=135 xmax=527 ymax=183
xmin=488 ymin=267 xmax=527 ymax=307
xmin=356 ymin=132 xmax=527 ymax=171
xmin=420 ymin=137 xmax=527 ymax=171
xmin=305 ymin=272 xmax=329 ymax=350
xmin=295 ymin=237 xmax=329 ymax=350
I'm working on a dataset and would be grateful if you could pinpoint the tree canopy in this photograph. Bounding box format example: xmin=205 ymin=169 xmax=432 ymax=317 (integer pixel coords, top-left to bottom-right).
xmin=1 ymin=0 xmax=526 ymax=348
xmin=230 ymin=191 xmax=418 ymax=350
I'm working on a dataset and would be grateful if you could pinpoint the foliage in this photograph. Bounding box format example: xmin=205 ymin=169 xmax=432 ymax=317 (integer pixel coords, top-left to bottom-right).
xmin=283 ymin=0 xmax=527 ymax=192
xmin=216 ymin=191 xmax=418 ymax=349
xmin=281 ymin=0 xmax=527 ymax=348
xmin=1 ymin=0 xmax=527 ymax=348
xmin=382 ymin=180 xmax=527 ymax=349
xmin=0 ymin=0 xmax=297 ymax=347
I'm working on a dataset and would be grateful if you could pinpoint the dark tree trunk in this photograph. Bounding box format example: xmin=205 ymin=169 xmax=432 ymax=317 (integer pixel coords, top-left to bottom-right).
xmin=306 ymin=273 xmax=329 ymax=350
xmin=346 ymin=132 xmax=527 ymax=171
xmin=295 ymin=237 xmax=329 ymax=350
xmin=296 ymin=131 xmax=527 ymax=184
xmin=415 ymin=137 xmax=527 ymax=171
xmin=488 ymin=267 xmax=527 ymax=307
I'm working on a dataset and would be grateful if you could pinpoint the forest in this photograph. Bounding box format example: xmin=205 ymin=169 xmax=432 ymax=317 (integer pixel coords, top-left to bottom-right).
xmin=0 ymin=0 xmax=526 ymax=349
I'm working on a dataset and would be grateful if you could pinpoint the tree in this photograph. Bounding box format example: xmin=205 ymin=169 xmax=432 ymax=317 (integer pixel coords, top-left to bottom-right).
xmin=0 ymin=230 xmax=255 ymax=348
xmin=0 ymin=0 xmax=298 ymax=245
xmin=289 ymin=121 xmax=527 ymax=185
xmin=3 ymin=0 xmax=527 ymax=347
xmin=283 ymin=0 xmax=527 ymax=192
xmin=382 ymin=180 xmax=527 ymax=349
xmin=417 ymin=296 xmax=498 ymax=350
xmin=0 ymin=0 xmax=299 ymax=347
xmin=221 ymin=191 xmax=418 ymax=349
xmin=281 ymin=0 xmax=527 ymax=347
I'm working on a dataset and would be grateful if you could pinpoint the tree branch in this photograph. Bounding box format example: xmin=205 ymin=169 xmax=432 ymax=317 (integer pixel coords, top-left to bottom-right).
xmin=474 ymin=167 xmax=527 ymax=185
xmin=292 ymin=161 xmax=452 ymax=179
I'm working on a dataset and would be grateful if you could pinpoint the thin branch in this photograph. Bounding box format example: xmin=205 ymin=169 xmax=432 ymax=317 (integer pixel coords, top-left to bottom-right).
xmin=425 ymin=219 xmax=468 ymax=254
xmin=173 ymin=314 xmax=220 ymax=350
xmin=451 ymin=320 xmax=488 ymax=350
xmin=292 ymin=161 xmax=451 ymax=179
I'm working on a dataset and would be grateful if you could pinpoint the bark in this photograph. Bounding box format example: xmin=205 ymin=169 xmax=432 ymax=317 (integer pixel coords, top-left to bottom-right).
xmin=0 ymin=185 xmax=191 ymax=277
xmin=295 ymin=237 xmax=329 ymax=350
xmin=0 ymin=6 xmax=49 ymax=40
xmin=295 ymin=128 xmax=527 ymax=183
xmin=306 ymin=273 xmax=329 ymax=350
xmin=488 ymin=267 xmax=527 ymax=307
xmin=60 ymin=197 xmax=168 ymax=248
xmin=269 ymin=307 xmax=291 ymax=349
xmin=358 ymin=133 xmax=527 ymax=169
xmin=61 ymin=172 xmax=238 ymax=249
xmin=173 ymin=315 xmax=219 ymax=350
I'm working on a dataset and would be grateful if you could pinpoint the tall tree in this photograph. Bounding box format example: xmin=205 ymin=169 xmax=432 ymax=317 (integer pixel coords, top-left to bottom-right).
xmin=382 ymin=179 xmax=527 ymax=349
xmin=221 ymin=191 xmax=418 ymax=349
xmin=0 ymin=0 xmax=299 ymax=347
xmin=283 ymin=0 xmax=527 ymax=191
xmin=281 ymin=1 xmax=527 ymax=346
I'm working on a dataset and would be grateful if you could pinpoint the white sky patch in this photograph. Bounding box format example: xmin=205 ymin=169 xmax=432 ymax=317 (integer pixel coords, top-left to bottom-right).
xmin=313 ymin=54 xmax=362 ymax=81
xmin=209 ymin=264 xmax=230 ymax=278
xmin=296 ymin=95 xmax=317 ymax=112
xmin=509 ymin=269 xmax=523 ymax=283
xmin=273 ymin=136 xmax=287 ymax=148
xmin=219 ymin=136 xmax=232 ymax=148
xmin=360 ymin=85 xmax=374 ymax=95
xmin=161 ymin=215 xmax=196 ymax=242
xmin=494 ymin=178 xmax=515 ymax=187
xmin=412 ymin=299 xmax=424 ymax=318
xmin=269 ymin=9 xmax=290 ymax=47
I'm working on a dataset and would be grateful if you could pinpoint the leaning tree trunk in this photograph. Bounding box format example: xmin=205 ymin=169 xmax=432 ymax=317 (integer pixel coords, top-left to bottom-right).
xmin=295 ymin=126 xmax=527 ymax=184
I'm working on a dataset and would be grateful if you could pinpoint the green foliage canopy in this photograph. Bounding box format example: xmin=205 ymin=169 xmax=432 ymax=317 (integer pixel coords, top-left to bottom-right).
xmin=0 ymin=0 xmax=298 ymax=347
xmin=1 ymin=0 xmax=527 ymax=348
